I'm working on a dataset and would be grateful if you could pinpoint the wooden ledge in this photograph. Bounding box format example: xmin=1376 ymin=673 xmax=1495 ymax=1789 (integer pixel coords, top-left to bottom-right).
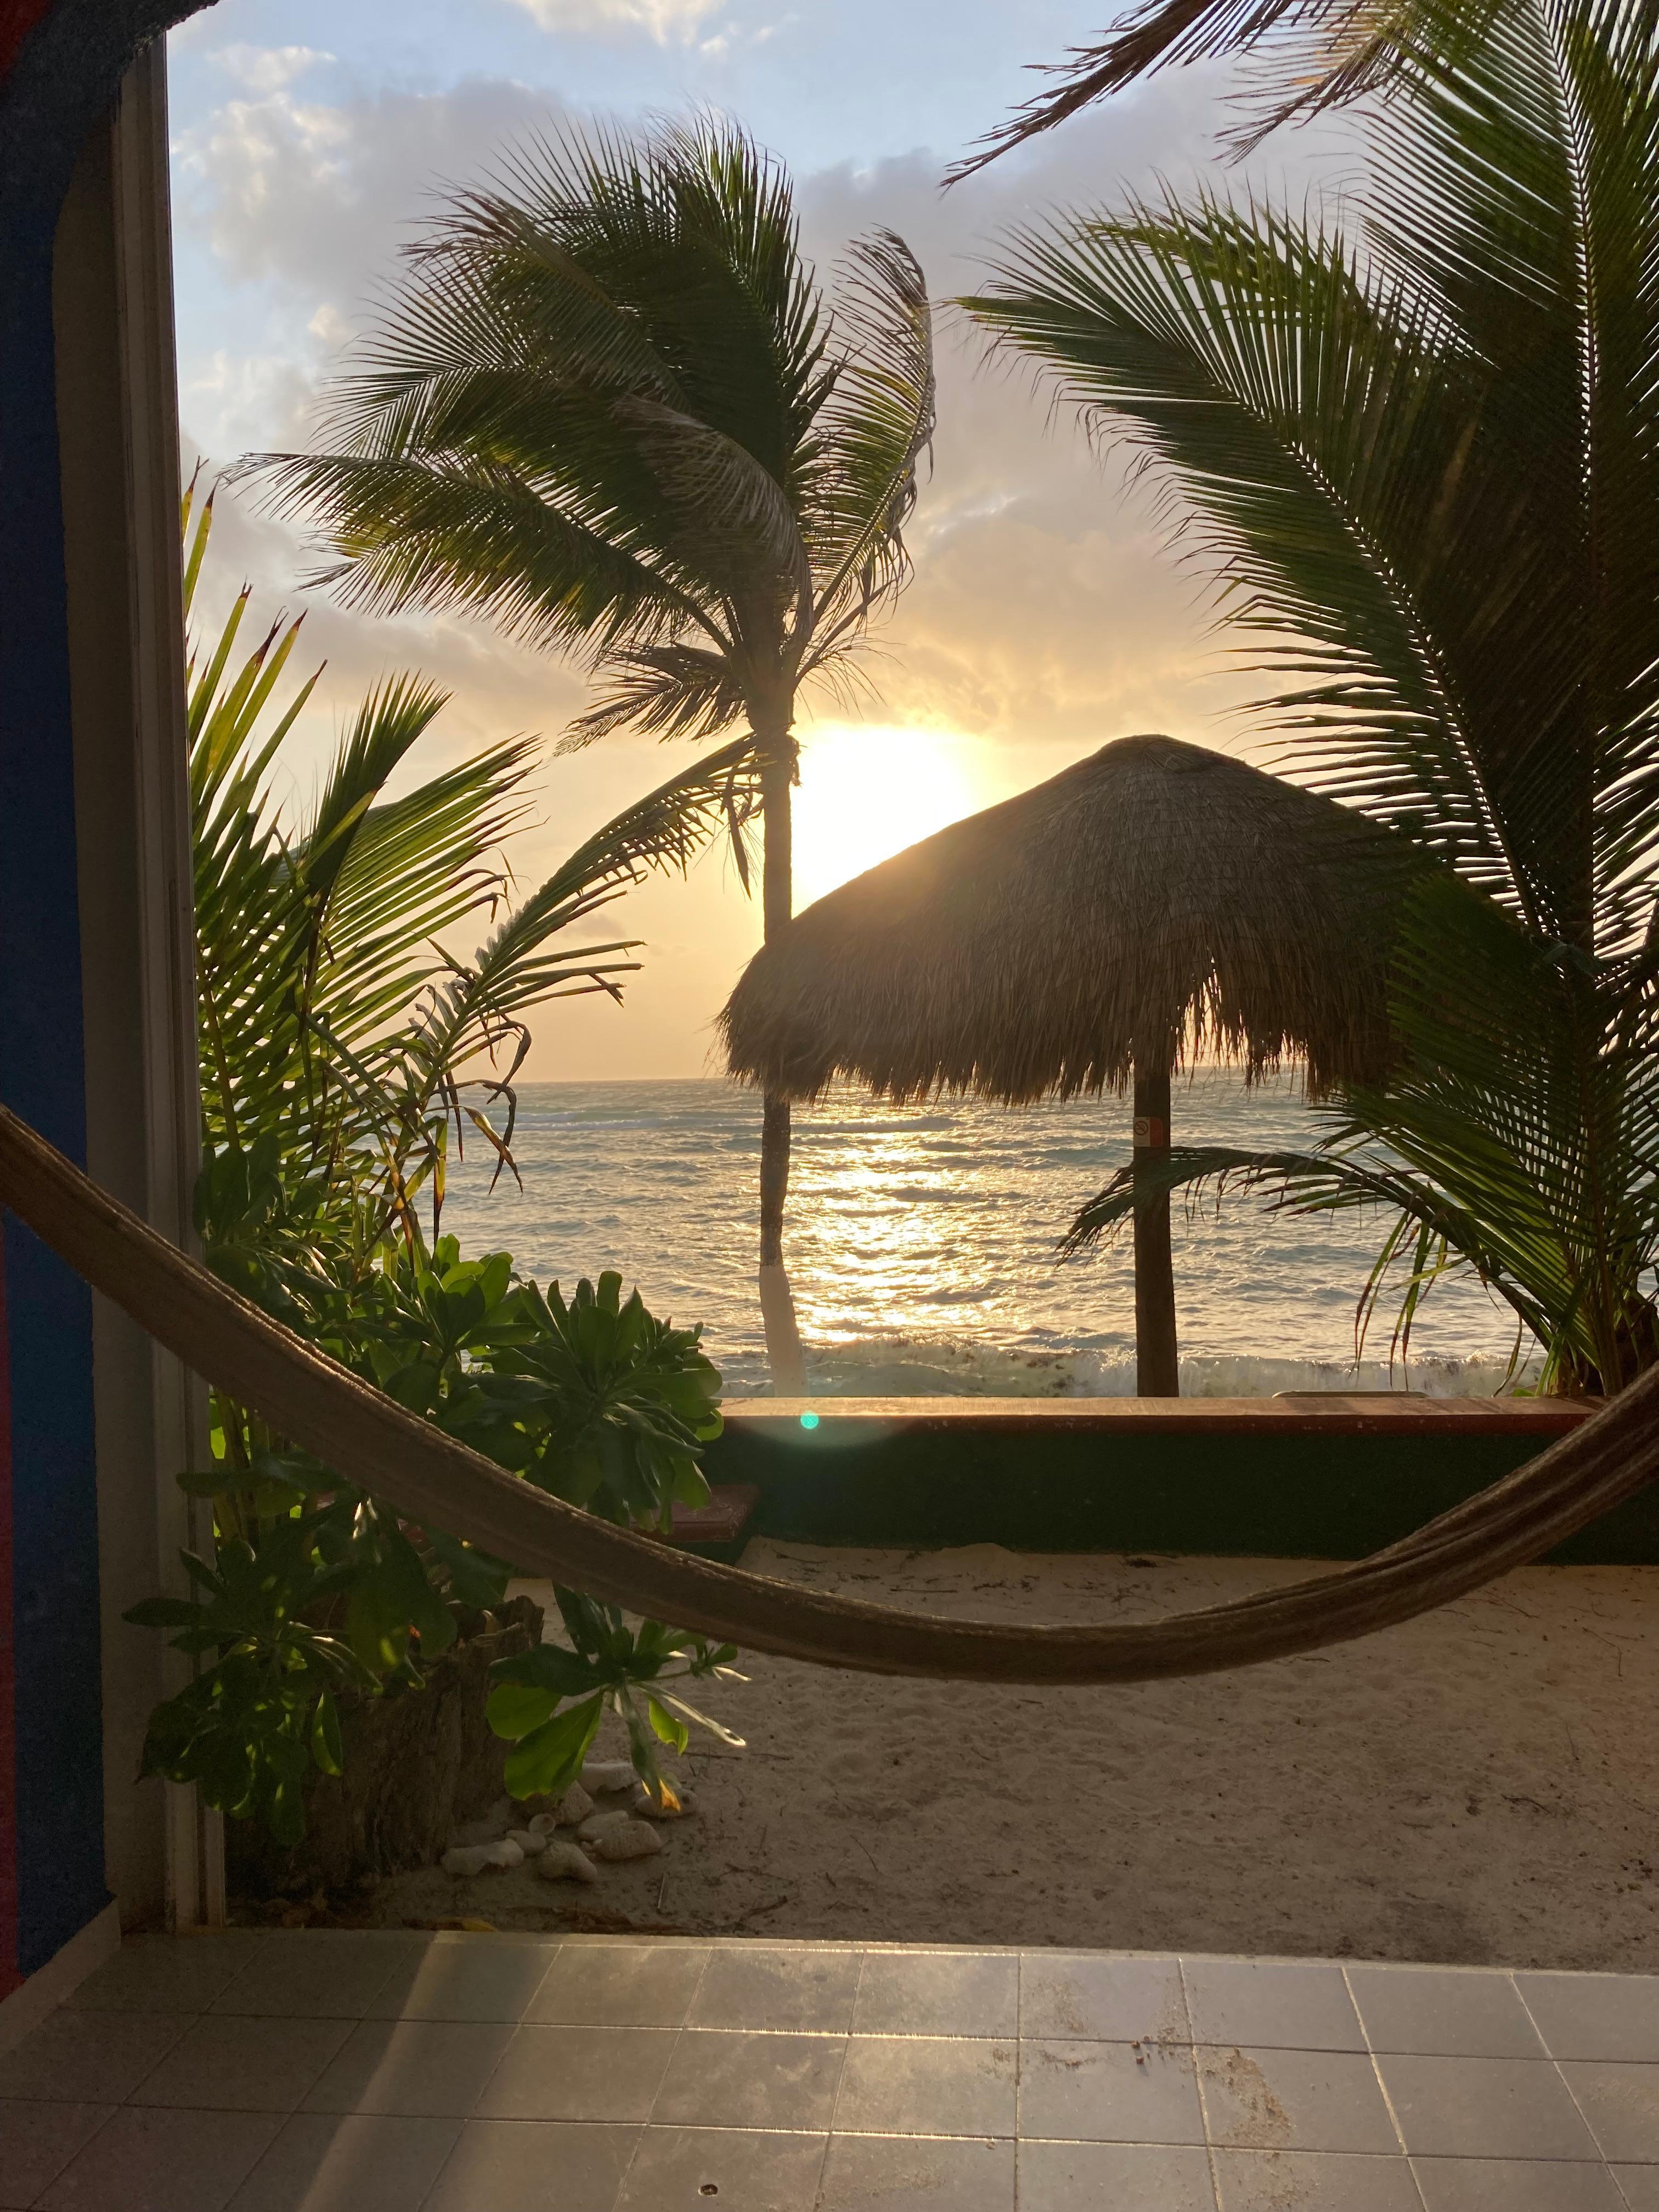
xmin=723 ymin=1395 xmax=1595 ymax=1437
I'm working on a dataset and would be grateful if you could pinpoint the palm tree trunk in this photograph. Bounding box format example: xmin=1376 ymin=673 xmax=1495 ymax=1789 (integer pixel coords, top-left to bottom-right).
xmin=758 ymin=740 xmax=807 ymax=1395
xmin=1132 ymin=1050 xmax=1179 ymax=1396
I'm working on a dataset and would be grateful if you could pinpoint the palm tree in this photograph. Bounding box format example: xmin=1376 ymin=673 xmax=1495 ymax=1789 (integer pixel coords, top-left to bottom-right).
xmin=245 ymin=119 xmax=936 ymax=1393
xmin=963 ymin=0 xmax=1659 ymax=1393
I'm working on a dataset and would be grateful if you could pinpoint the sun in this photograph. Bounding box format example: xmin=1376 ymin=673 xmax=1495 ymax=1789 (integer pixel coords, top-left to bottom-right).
xmin=789 ymin=724 xmax=990 ymax=908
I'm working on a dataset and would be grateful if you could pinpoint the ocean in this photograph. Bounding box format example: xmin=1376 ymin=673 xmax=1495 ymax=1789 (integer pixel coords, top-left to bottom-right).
xmin=438 ymin=1071 xmax=1533 ymax=1398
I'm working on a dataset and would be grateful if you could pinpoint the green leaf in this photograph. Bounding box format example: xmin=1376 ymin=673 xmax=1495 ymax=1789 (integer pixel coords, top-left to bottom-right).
xmin=310 ymin=1689 xmax=345 ymax=1776
xmin=501 ymin=1694 xmax=604 ymax=1801
xmin=486 ymin=1683 xmax=560 ymax=1741
xmin=646 ymin=1697 xmax=690 ymax=1753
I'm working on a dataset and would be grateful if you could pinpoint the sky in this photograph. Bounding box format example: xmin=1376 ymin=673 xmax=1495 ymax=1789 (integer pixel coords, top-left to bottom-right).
xmin=165 ymin=0 xmax=1357 ymax=1080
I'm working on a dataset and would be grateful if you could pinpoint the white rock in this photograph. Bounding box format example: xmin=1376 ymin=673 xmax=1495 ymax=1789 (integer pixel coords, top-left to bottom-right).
xmin=534 ymin=1842 xmax=599 ymax=1884
xmin=629 ymin=1781 xmax=692 ymax=1820
xmin=576 ymin=1808 xmax=634 ymax=1845
xmin=580 ymin=1760 xmax=637 ymax=1795
xmin=505 ymin=1827 xmax=547 ymax=1857
xmin=527 ymin=1813 xmax=560 ymax=1838
xmin=441 ymin=1837 xmax=523 ymax=1877
xmin=592 ymin=1820 xmax=664 ymax=1863
xmin=449 ymin=1813 xmax=508 ymax=1849
xmin=555 ymin=1782 xmax=594 ymax=1826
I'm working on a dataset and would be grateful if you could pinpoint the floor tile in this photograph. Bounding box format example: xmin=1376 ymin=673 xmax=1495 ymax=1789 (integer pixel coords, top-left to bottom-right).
xmin=368 ymin=1936 xmax=560 ymax=2022
xmin=528 ymin=1944 xmax=709 ymax=2028
xmin=652 ymin=2030 xmax=845 ymax=2132
xmin=37 ymin=2104 xmax=283 ymax=2212
xmin=1212 ymin=2149 xmax=1420 ymax=2209
xmin=1199 ymin=2046 xmax=1399 ymax=2153
xmin=1559 ymin=2061 xmax=1659 ymax=2162
xmin=422 ymin=2119 xmax=639 ymax=2212
xmin=816 ymin=2132 xmax=1015 ymax=2210
xmin=131 ymin=2011 xmax=354 ymax=2112
xmin=66 ymin=1933 xmax=261 ymax=2015
xmin=1184 ymin=1960 xmax=1365 ymax=2051
xmin=1412 ymin=2155 xmax=1628 ymax=2209
xmin=1347 ymin=1967 xmax=1545 ymax=2058
xmin=851 ymin=1951 xmax=1017 ymax=2039
xmin=616 ymin=2126 xmax=828 ymax=2209
xmin=1020 ymin=2038 xmax=1205 ymax=2145
xmin=0 ymin=2100 xmax=114 ymax=2208
xmin=1021 ymin=1952 xmax=1188 ymax=2044
xmin=302 ymin=2017 xmax=515 ymax=2117
xmin=834 ymin=2035 xmax=1017 ymax=2137
xmin=0 ymin=2009 xmax=194 ymax=2103
xmin=1378 ymin=2052 xmax=1599 ymax=2159
xmin=225 ymin=2112 xmax=460 ymax=2211
xmin=687 ymin=1947 xmax=862 ymax=2034
xmin=1517 ymin=1974 xmax=1659 ymax=2063
xmin=213 ymin=1935 xmax=417 ymax=2019
xmin=476 ymin=2025 xmax=676 ymax=2123
xmin=1612 ymin=2166 xmax=1659 ymax=2209
xmin=1019 ymin=2137 xmax=1217 ymax=2209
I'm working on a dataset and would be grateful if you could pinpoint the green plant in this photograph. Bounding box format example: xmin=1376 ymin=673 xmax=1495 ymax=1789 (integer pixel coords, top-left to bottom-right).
xmin=127 ymin=492 xmax=752 ymax=1842
xmin=966 ymin=0 xmax=1659 ymax=1392
xmin=185 ymin=475 xmax=761 ymax=1270
xmin=247 ymin=116 xmax=936 ymax=1389
xmin=132 ymin=1238 xmax=730 ymax=1842
xmin=487 ymin=1598 xmax=743 ymax=1807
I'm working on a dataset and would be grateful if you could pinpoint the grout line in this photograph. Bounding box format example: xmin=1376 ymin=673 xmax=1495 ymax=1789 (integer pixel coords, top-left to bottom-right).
xmin=23 ymin=2099 xmax=125 ymax=2212
xmin=1513 ymin=1973 xmax=1626 ymax=2188
xmin=809 ymin=1951 xmax=867 ymax=2212
xmin=1012 ymin=1951 xmax=1023 ymax=2210
xmin=823 ymin=1951 xmax=866 ymax=2135
xmin=631 ymin=1938 xmax=715 ymax=2158
xmin=1177 ymin=1957 xmax=1225 ymax=2212
xmin=1341 ymin=1960 xmax=1430 ymax=2212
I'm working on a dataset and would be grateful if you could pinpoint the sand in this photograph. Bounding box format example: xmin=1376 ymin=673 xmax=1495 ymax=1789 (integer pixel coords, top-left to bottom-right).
xmin=368 ymin=1543 xmax=1659 ymax=1970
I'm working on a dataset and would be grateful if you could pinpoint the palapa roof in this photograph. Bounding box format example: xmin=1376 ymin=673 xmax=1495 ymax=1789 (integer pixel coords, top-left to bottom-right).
xmin=720 ymin=734 xmax=1420 ymax=1106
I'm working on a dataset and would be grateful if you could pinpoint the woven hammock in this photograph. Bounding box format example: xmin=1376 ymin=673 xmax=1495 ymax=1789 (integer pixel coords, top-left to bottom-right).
xmin=3 ymin=1104 xmax=1656 ymax=1685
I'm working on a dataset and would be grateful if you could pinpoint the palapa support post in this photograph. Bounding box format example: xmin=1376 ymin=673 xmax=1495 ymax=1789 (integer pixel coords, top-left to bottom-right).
xmin=758 ymin=735 xmax=808 ymax=1396
xmin=721 ymin=737 xmax=1417 ymax=1406
xmin=1132 ymin=1051 xmax=1179 ymax=1397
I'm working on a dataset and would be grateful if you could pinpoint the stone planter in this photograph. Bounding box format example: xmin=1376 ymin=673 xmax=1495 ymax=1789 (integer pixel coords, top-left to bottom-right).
xmin=227 ymin=1595 xmax=543 ymax=1895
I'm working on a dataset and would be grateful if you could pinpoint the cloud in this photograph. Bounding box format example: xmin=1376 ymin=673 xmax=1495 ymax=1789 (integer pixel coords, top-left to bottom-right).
xmin=212 ymin=44 xmax=334 ymax=94
xmin=506 ymin=0 xmax=723 ymax=42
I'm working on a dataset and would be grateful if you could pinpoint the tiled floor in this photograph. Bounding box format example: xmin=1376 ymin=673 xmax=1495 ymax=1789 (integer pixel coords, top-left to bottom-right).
xmin=2 ymin=1933 xmax=1658 ymax=2208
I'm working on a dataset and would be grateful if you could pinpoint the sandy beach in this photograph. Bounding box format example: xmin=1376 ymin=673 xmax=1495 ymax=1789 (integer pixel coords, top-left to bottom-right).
xmin=364 ymin=1542 xmax=1659 ymax=1971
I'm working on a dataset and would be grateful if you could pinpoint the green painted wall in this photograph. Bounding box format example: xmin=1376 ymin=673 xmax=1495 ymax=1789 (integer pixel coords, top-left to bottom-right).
xmin=704 ymin=1417 xmax=1654 ymax=1564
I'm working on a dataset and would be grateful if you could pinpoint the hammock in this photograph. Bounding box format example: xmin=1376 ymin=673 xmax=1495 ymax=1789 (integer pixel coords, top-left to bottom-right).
xmin=3 ymin=1103 xmax=1656 ymax=1685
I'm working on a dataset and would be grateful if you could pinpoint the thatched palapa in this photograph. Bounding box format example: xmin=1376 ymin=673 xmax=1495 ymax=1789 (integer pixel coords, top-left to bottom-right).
xmin=721 ymin=735 xmax=1411 ymax=1106
xmin=721 ymin=735 xmax=1420 ymax=1395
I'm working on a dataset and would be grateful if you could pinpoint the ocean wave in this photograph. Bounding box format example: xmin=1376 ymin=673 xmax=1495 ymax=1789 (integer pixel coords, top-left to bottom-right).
xmin=768 ymin=1335 xmax=1537 ymax=1401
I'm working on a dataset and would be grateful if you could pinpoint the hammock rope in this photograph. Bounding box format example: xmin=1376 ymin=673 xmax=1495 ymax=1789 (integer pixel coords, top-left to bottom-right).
xmin=2 ymin=1103 xmax=1656 ymax=1686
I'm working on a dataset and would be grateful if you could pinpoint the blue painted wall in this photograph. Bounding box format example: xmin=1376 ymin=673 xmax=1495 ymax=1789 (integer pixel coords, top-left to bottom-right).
xmin=0 ymin=0 xmax=211 ymax=1985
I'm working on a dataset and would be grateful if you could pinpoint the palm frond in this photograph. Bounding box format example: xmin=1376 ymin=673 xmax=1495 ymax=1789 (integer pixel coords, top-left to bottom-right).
xmin=805 ymin=230 xmax=936 ymax=656
xmin=560 ymin=644 xmax=748 ymax=751
xmin=964 ymin=191 xmax=1523 ymax=894
xmin=240 ymin=450 xmax=727 ymax=661
xmin=944 ymin=0 xmax=1503 ymax=179
xmin=388 ymin=732 xmax=765 ymax=1097
xmin=613 ymin=397 xmax=812 ymax=616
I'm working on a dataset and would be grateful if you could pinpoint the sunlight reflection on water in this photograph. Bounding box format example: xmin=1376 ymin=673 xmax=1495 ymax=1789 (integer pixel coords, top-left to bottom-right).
xmin=440 ymin=1072 xmax=1533 ymax=1397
